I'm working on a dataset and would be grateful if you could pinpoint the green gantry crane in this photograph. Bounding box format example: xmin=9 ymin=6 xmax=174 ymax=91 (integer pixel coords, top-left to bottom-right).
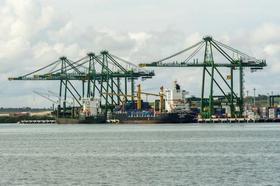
xmin=9 ymin=51 xmax=155 ymax=117
xmin=139 ymin=36 xmax=266 ymax=118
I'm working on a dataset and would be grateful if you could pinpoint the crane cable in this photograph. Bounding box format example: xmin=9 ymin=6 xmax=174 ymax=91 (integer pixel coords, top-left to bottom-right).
xmin=20 ymin=59 xmax=60 ymax=78
xmin=152 ymin=40 xmax=204 ymax=64
xmin=213 ymin=39 xmax=259 ymax=62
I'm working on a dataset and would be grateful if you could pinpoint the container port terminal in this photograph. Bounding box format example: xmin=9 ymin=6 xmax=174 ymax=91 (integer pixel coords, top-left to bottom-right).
xmin=6 ymin=35 xmax=277 ymax=124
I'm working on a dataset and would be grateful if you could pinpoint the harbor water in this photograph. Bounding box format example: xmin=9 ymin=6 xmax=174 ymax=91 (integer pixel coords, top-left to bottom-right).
xmin=0 ymin=123 xmax=280 ymax=185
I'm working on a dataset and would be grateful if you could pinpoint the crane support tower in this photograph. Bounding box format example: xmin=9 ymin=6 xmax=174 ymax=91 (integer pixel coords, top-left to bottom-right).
xmin=139 ymin=36 xmax=266 ymax=118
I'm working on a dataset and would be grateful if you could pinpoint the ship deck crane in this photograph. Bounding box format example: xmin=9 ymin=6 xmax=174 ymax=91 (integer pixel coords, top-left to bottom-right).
xmin=139 ymin=36 xmax=267 ymax=118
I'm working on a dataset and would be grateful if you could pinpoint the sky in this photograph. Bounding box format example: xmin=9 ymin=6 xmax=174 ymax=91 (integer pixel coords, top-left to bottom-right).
xmin=0 ymin=0 xmax=280 ymax=107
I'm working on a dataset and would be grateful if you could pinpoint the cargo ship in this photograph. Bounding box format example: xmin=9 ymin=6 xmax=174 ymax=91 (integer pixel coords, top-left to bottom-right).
xmin=56 ymin=97 xmax=106 ymax=124
xmin=108 ymin=81 xmax=197 ymax=124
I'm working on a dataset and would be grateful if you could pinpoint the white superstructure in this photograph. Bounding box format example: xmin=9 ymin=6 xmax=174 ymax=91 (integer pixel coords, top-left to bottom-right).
xmin=81 ymin=97 xmax=101 ymax=116
xmin=165 ymin=81 xmax=190 ymax=112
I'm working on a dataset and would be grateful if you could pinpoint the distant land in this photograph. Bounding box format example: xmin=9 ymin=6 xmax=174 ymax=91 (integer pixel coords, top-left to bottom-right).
xmin=0 ymin=107 xmax=53 ymax=123
xmin=0 ymin=107 xmax=52 ymax=113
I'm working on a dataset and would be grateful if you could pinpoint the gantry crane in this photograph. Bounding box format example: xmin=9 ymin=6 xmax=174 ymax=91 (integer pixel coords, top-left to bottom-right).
xmin=139 ymin=36 xmax=266 ymax=118
xmin=9 ymin=51 xmax=155 ymax=117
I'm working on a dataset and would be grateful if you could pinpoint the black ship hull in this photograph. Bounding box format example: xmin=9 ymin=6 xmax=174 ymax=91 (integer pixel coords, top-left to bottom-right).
xmin=110 ymin=112 xmax=196 ymax=124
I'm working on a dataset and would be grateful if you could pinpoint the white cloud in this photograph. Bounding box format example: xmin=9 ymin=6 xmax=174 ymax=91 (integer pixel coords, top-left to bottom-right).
xmin=0 ymin=36 xmax=31 ymax=60
xmin=251 ymin=23 xmax=280 ymax=45
xmin=0 ymin=0 xmax=280 ymax=106
xmin=264 ymin=44 xmax=280 ymax=56
xmin=185 ymin=32 xmax=202 ymax=45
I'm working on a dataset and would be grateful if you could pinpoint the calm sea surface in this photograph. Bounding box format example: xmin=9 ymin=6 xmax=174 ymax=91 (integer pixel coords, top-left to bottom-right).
xmin=0 ymin=123 xmax=280 ymax=185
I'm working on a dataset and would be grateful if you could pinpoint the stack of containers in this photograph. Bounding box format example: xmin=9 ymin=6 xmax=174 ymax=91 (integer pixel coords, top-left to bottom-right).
xmin=276 ymin=107 xmax=280 ymax=119
xmin=214 ymin=108 xmax=226 ymax=118
xmin=268 ymin=107 xmax=276 ymax=119
xmin=141 ymin=101 xmax=150 ymax=110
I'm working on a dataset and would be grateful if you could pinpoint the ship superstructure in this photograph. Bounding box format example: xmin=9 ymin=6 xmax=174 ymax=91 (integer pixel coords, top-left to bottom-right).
xmin=165 ymin=81 xmax=190 ymax=112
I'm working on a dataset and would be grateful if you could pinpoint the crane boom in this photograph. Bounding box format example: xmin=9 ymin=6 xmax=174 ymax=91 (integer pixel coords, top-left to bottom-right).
xmin=138 ymin=36 xmax=267 ymax=118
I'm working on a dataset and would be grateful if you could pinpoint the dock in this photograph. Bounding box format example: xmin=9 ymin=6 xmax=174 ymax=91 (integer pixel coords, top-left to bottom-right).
xmin=198 ymin=118 xmax=280 ymax=123
xmin=198 ymin=118 xmax=252 ymax=123
xmin=19 ymin=120 xmax=56 ymax=124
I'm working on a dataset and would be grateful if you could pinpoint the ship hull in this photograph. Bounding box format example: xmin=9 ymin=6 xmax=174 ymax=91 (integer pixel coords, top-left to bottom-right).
xmin=110 ymin=112 xmax=196 ymax=124
xmin=56 ymin=112 xmax=196 ymax=124
xmin=56 ymin=115 xmax=106 ymax=124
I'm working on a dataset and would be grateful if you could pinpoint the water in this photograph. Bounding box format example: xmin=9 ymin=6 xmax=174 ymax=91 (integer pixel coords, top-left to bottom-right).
xmin=0 ymin=123 xmax=280 ymax=185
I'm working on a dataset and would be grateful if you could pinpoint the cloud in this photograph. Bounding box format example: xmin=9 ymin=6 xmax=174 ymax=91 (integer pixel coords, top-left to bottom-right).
xmin=0 ymin=0 xmax=280 ymax=107
xmin=264 ymin=44 xmax=280 ymax=56
xmin=185 ymin=32 xmax=203 ymax=45
xmin=251 ymin=23 xmax=280 ymax=45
